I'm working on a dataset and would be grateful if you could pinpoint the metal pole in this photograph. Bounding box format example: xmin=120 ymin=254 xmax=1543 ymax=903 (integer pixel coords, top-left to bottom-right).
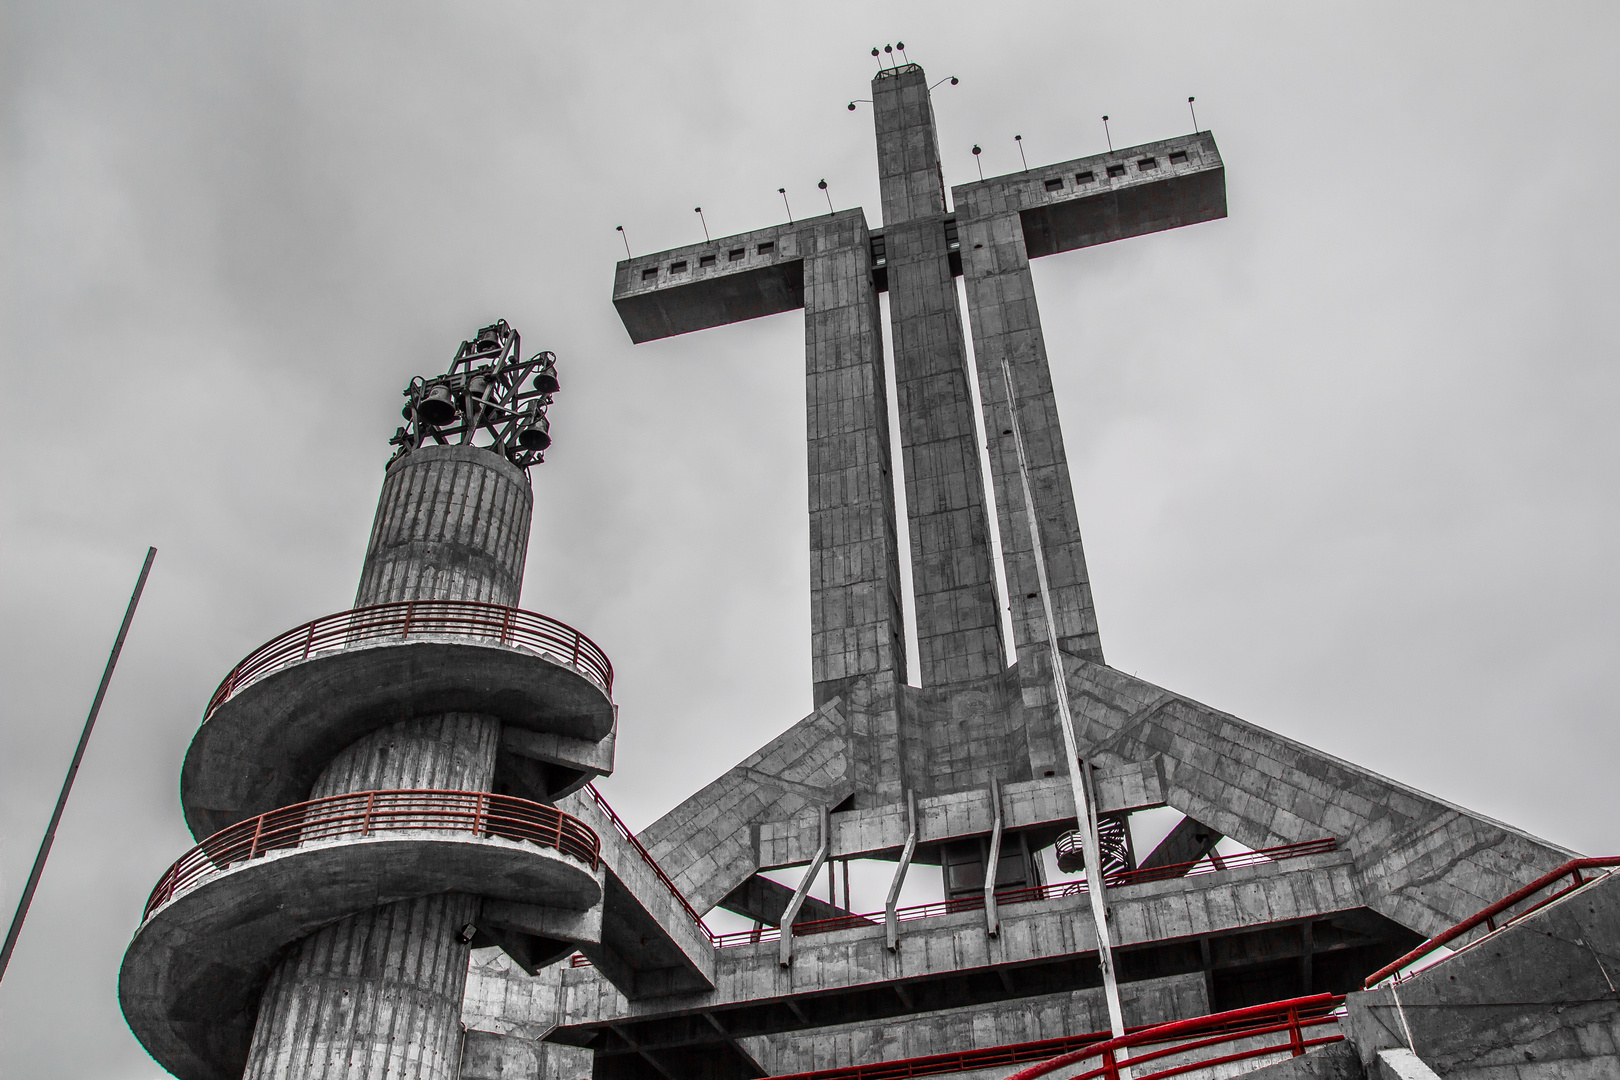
xmin=0 ymin=546 xmax=155 ymax=984
xmin=998 ymin=352 xmax=1130 ymax=1052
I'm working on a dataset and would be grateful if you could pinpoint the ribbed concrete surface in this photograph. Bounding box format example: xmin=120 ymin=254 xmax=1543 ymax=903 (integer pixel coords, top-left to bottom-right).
xmin=243 ymin=892 xmax=482 ymax=1080
xmin=310 ymin=714 xmax=501 ymax=800
xmin=356 ymin=444 xmax=532 ymax=608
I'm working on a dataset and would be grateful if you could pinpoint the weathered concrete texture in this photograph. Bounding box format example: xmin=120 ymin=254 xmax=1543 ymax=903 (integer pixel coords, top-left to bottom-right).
xmin=800 ymin=210 xmax=910 ymax=805
xmin=244 ymin=892 xmax=482 ymax=1080
xmin=1244 ymin=1042 xmax=1365 ymax=1080
xmin=871 ymin=64 xmax=947 ymax=226
xmin=1371 ymin=1050 xmax=1440 ymax=1080
xmin=637 ymin=701 xmax=851 ymax=912
xmin=876 ymin=64 xmax=1006 ymax=692
xmin=243 ymin=707 xmax=503 ymax=1080
xmin=1345 ymin=868 xmax=1620 ymax=1080
xmin=356 ymin=443 xmax=532 ymax=608
xmin=957 ymin=210 xmax=1102 ymax=669
xmin=611 ymin=222 xmax=804 ymax=343
xmin=1062 ymin=657 xmax=1579 ymax=942
xmin=738 ymin=973 xmax=1205 ymax=1076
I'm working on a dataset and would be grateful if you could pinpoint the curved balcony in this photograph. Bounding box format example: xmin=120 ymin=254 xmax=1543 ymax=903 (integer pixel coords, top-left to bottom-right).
xmin=123 ymin=789 xmax=604 ymax=1080
xmin=207 ymin=599 xmax=613 ymax=715
xmin=145 ymin=788 xmax=600 ymax=920
xmin=182 ymin=600 xmax=618 ymax=839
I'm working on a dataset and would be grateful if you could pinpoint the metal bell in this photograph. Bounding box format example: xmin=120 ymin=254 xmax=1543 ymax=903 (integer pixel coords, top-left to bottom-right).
xmin=531 ymin=361 xmax=560 ymax=395
xmin=416 ymin=384 xmax=459 ymax=426
xmin=465 ymin=375 xmax=493 ymax=409
xmin=472 ymin=324 xmax=505 ymax=355
xmin=517 ymin=414 xmax=551 ymax=451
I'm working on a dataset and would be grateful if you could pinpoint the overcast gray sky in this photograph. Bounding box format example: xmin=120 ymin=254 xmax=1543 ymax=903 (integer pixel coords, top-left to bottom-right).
xmin=3 ymin=2 xmax=1618 ymax=1076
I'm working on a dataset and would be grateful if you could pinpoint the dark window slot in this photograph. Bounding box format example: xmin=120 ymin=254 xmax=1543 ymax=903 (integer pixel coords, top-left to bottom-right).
xmin=699 ymin=254 xmax=716 ymax=267
xmin=1138 ymin=157 xmax=1157 ymax=171
xmin=1106 ymin=163 xmax=1127 ymax=178
xmin=728 ymin=248 xmax=745 ymax=261
xmin=669 ymin=260 xmax=687 ymax=273
xmin=1169 ymin=150 xmax=1189 ymax=165
xmin=1044 ymin=177 xmax=1064 ymax=192
xmin=1075 ymin=170 xmax=1095 ymax=184
xmin=757 ymin=241 xmax=775 ymax=255
xmin=641 ymin=267 xmax=659 ymax=281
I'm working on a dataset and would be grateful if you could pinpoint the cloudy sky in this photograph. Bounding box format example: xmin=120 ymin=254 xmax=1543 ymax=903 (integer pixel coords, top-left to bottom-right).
xmin=3 ymin=2 xmax=1617 ymax=1075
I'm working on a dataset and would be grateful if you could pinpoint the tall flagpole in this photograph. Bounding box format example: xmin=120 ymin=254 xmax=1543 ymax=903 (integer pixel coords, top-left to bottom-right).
xmin=998 ymin=356 xmax=1130 ymax=1052
xmin=0 ymin=546 xmax=156 ymax=983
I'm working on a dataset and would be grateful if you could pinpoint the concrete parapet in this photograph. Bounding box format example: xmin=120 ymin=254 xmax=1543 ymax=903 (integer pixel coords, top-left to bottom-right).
xmin=181 ymin=639 xmax=615 ymax=839
xmin=1344 ymin=867 xmax=1620 ymax=1079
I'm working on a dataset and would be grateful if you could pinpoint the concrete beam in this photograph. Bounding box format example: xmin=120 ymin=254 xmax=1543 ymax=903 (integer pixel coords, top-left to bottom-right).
xmin=758 ymin=761 xmax=1166 ymax=868
xmin=1139 ymin=815 xmax=1224 ymax=872
xmin=719 ymin=874 xmax=869 ymax=928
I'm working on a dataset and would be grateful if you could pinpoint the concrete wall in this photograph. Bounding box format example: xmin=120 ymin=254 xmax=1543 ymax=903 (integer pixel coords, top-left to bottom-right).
xmin=1346 ymin=868 xmax=1620 ymax=1079
xmin=739 ymin=973 xmax=1205 ymax=1075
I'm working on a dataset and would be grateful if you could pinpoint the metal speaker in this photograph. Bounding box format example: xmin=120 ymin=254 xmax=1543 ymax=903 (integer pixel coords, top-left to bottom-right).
xmin=532 ymin=363 xmax=560 ymax=395
xmin=416 ymin=384 xmax=459 ymax=426
xmin=517 ymin=414 xmax=551 ymax=451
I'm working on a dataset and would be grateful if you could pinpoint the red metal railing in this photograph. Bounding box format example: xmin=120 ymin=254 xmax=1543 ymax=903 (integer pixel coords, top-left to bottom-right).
xmin=765 ymin=995 xmax=1344 ymax=1080
xmin=1363 ymin=856 xmax=1620 ymax=989
xmin=708 ymin=838 xmax=1338 ymax=949
xmin=1002 ymin=994 xmax=1345 ymax=1080
xmin=204 ymin=599 xmax=613 ymax=719
xmin=582 ymin=783 xmax=718 ymax=942
xmin=143 ymin=788 xmax=600 ymax=921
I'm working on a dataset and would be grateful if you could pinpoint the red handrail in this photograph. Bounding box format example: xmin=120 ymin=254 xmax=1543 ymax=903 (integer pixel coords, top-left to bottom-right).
xmin=1363 ymin=856 xmax=1620 ymax=988
xmin=143 ymin=788 xmax=600 ymax=921
xmin=582 ymin=783 xmax=718 ymax=943
xmin=1003 ymin=993 xmax=1345 ymax=1080
xmin=204 ymin=599 xmax=614 ymax=719
xmin=708 ymin=838 xmax=1339 ymax=949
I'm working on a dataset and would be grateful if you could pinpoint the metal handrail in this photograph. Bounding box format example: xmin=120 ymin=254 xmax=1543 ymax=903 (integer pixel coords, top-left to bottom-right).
xmin=1362 ymin=856 xmax=1620 ymax=989
xmin=708 ymin=838 xmax=1339 ymax=949
xmin=582 ymin=784 xmax=718 ymax=942
xmin=1002 ymin=993 xmax=1346 ymax=1080
xmin=204 ymin=599 xmax=613 ymax=719
xmin=142 ymin=788 xmax=600 ymax=921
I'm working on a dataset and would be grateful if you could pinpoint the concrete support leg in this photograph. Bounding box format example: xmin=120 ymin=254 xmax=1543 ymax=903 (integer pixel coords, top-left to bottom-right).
xmin=243 ymin=714 xmax=501 ymax=1080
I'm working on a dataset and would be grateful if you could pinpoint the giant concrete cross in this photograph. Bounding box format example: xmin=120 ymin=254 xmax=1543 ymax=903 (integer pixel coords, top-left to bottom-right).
xmin=592 ymin=62 xmax=1573 ymax=1050
xmin=615 ymin=62 xmax=1225 ymax=812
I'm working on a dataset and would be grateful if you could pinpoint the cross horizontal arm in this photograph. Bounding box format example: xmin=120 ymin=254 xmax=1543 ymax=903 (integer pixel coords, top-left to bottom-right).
xmin=612 ymin=208 xmax=872 ymax=343
xmin=952 ymin=132 xmax=1227 ymax=256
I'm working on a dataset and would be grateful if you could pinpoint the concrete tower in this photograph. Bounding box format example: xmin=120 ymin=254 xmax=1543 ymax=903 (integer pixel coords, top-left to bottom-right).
xmin=122 ymin=323 xmax=620 ymax=1079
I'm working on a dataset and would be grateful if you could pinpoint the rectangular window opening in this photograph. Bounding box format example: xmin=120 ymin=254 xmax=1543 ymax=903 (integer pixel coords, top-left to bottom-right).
xmin=1043 ymin=177 xmax=1064 ymax=192
xmin=1138 ymin=157 xmax=1157 ymax=171
xmin=699 ymin=254 xmax=716 ymax=267
xmin=728 ymin=248 xmax=745 ymax=261
xmin=756 ymin=241 xmax=775 ymax=255
xmin=1169 ymin=150 xmax=1189 ymax=165
xmin=1106 ymin=163 xmax=1127 ymax=178
xmin=641 ymin=267 xmax=659 ymax=281
xmin=669 ymin=260 xmax=687 ymax=273
xmin=1075 ymin=170 xmax=1095 ymax=184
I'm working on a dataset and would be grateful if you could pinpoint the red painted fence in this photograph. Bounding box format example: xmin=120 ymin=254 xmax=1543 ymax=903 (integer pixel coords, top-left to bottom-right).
xmin=143 ymin=788 xmax=600 ymax=921
xmin=205 ymin=599 xmax=613 ymax=719
xmin=1363 ymin=856 xmax=1620 ymax=988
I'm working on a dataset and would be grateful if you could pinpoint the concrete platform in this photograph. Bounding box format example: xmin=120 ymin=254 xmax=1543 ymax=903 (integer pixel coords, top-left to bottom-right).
xmin=120 ymin=831 xmax=603 ymax=1080
xmin=181 ymin=638 xmax=616 ymax=839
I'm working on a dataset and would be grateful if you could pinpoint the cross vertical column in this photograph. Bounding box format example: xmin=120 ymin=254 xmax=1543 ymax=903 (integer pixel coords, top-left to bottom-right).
xmin=958 ymin=210 xmax=1106 ymax=670
xmin=804 ymin=213 xmax=907 ymax=804
xmin=873 ymin=65 xmax=1007 ymax=690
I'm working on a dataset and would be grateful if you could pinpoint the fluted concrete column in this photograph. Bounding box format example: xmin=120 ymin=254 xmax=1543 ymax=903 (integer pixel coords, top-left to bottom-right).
xmin=356 ymin=444 xmax=533 ymax=608
xmin=246 ymin=443 xmax=529 ymax=1080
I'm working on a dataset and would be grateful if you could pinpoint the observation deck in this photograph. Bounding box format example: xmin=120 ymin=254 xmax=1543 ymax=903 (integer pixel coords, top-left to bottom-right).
xmin=181 ymin=599 xmax=617 ymax=838
xmin=121 ymin=790 xmax=604 ymax=1080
